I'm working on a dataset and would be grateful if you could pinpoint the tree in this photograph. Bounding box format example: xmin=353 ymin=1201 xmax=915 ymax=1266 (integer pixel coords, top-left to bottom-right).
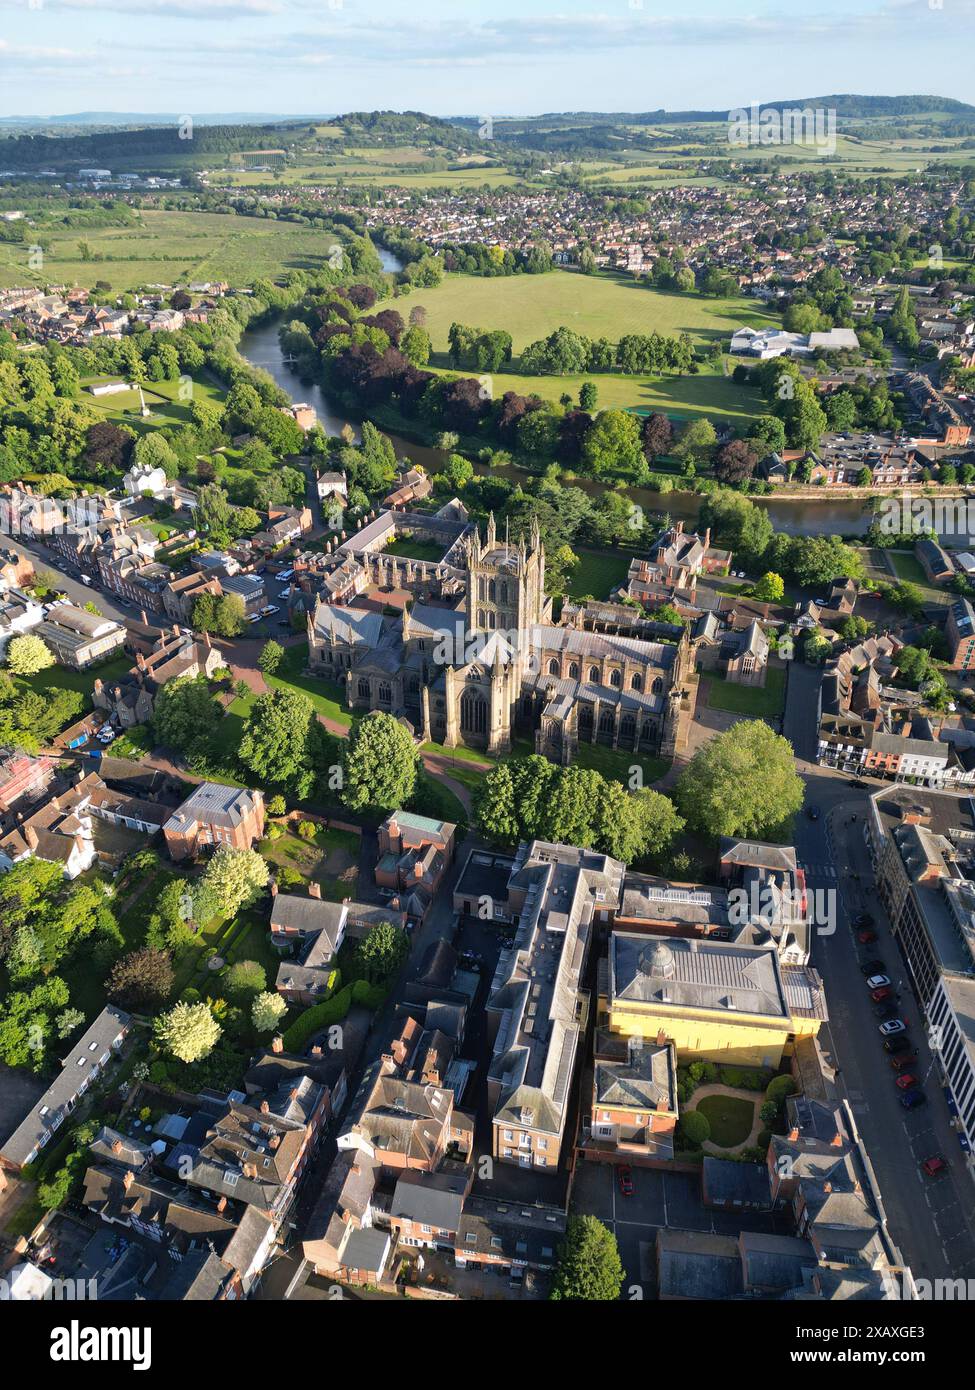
xmin=641 ymin=411 xmax=673 ymax=462
xmin=676 ymin=721 xmax=804 ymax=840
xmin=6 ymin=633 xmax=54 ymax=676
xmin=54 ymin=1007 xmax=85 ymax=1040
xmin=202 ymin=845 xmax=270 ymax=917
xmin=107 ymin=948 xmax=174 ymax=1010
xmin=551 ymin=1215 xmax=624 ymax=1301
xmin=252 ymin=991 xmax=287 ymax=1033
xmin=152 ymin=675 xmax=223 ymax=760
xmin=581 ymin=409 xmax=643 ymax=480
xmin=678 ymin=1110 xmax=711 ymax=1147
xmin=225 ymin=959 xmax=266 ymax=999
xmin=714 ymin=438 xmax=758 ymax=485
xmin=341 ymin=711 xmax=420 ymax=813
xmin=154 ymin=1001 xmax=221 ymax=1064
xmin=239 ymin=687 xmax=332 ymax=797
xmin=752 ymin=572 xmax=785 ymax=602
xmin=579 ymin=381 xmax=598 ymax=412
xmin=258 ymin=640 xmax=285 ymax=677
xmin=673 ymin=418 xmax=717 ymax=473
xmin=357 ymin=921 xmax=409 ymax=982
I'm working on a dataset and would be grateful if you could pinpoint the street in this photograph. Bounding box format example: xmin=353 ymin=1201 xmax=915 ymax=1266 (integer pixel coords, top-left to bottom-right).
xmin=791 ymin=755 xmax=975 ymax=1283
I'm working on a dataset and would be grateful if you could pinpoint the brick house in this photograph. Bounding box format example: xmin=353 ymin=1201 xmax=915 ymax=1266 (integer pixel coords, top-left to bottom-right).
xmin=163 ymin=782 xmax=265 ymax=861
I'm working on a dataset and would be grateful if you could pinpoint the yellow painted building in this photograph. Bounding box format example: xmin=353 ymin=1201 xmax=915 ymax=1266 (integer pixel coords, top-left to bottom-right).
xmin=601 ymin=934 xmax=827 ymax=1069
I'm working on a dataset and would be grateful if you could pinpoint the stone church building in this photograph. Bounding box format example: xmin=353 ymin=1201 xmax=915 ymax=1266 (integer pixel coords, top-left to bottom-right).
xmin=307 ymin=514 xmax=693 ymax=765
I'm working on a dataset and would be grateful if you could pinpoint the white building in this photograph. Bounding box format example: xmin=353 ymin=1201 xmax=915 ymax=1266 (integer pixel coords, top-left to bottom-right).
xmin=730 ymin=326 xmax=859 ymax=359
xmin=123 ymin=460 xmax=169 ymax=499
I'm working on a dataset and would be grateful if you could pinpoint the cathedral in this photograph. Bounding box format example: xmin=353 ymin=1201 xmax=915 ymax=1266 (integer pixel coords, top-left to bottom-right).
xmin=307 ymin=512 xmax=693 ymax=766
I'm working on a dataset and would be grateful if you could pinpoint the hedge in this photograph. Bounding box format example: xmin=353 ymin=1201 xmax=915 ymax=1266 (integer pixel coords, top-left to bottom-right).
xmin=280 ymin=978 xmax=387 ymax=1052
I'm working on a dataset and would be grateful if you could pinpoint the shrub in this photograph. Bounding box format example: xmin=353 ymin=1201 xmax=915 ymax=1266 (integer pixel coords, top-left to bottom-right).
xmin=765 ymin=1074 xmax=798 ymax=1106
xmin=756 ymin=1128 xmax=773 ymax=1152
xmin=688 ymin=1061 xmax=717 ymax=1084
xmin=265 ymin=823 xmax=284 ymax=841
xmin=678 ymin=1110 xmax=711 ymax=1147
xmin=267 ymin=795 xmax=287 ymax=817
xmin=297 ymin=820 xmax=317 ymax=840
xmin=759 ymin=1100 xmax=780 ymax=1127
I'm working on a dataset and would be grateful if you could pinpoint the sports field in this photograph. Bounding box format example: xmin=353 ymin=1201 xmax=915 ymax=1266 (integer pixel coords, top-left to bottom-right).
xmin=377 ymin=270 xmax=777 ymax=355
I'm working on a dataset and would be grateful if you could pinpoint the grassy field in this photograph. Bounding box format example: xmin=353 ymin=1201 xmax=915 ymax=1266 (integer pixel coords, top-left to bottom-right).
xmin=379 ymin=270 xmax=776 ymax=354
xmin=266 ymin=643 xmax=351 ymax=727
xmin=82 ymin=373 xmax=226 ymax=437
xmin=568 ymin=547 xmax=633 ymax=600
xmin=705 ymin=666 xmax=786 ymax=719
xmin=382 ymin=536 xmax=447 ymax=563
xmin=0 ymin=209 xmax=351 ymax=291
xmin=695 ymin=1093 xmax=755 ymax=1147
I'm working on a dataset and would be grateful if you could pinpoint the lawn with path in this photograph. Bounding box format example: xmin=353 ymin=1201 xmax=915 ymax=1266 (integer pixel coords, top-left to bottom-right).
xmin=705 ymin=666 xmax=786 ymax=719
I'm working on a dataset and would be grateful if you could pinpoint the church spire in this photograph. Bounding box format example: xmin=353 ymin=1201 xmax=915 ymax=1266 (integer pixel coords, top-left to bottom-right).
xmin=487 ymin=511 xmax=496 ymax=546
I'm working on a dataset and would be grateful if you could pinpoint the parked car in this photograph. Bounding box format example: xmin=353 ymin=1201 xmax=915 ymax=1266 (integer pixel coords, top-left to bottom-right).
xmin=806 ymin=805 xmax=820 ymax=820
xmin=879 ymin=1019 xmax=907 ymax=1036
xmin=617 ymin=1166 xmax=634 ymax=1197
xmin=850 ymin=779 xmax=870 ymax=789
xmin=860 ymin=958 xmax=886 ymax=976
xmin=895 ymin=1073 xmax=919 ymax=1090
xmin=871 ymin=986 xmax=893 ymax=1003
xmin=900 ymin=1090 xmax=927 ymax=1110
xmin=884 ymin=1036 xmax=913 ymax=1055
xmin=858 ymin=928 xmax=878 ymax=944
xmin=890 ymin=1054 xmax=914 ymax=1071
xmin=922 ymin=1155 xmax=948 ymax=1178
xmin=866 ymin=975 xmax=891 ymax=990
xmin=855 ymin=912 xmax=875 ymax=927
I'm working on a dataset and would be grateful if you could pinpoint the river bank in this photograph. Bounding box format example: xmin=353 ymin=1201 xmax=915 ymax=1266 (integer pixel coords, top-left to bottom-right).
xmin=237 ymin=314 xmax=971 ymax=542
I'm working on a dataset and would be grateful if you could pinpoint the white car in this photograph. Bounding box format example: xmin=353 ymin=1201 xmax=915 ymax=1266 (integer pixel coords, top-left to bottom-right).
xmin=866 ymin=975 xmax=891 ymax=990
xmin=97 ymin=728 xmax=116 ymax=743
xmin=879 ymin=1019 xmax=907 ymax=1036
xmin=247 ymin=612 xmax=262 ymax=624
xmin=261 ymin=605 xmax=279 ymax=616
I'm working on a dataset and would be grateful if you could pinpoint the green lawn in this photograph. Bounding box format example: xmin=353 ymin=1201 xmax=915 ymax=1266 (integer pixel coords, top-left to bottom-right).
xmin=889 ymin=551 xmax=929 ymax=585
xmin=570 ymin=741 xmax=671 ymax=788
xmin=16 ymin=652 xmax=132 ymax=702
xmin=81 ymin=373 xmax=226 ymax=440
xmin=568 ymin=548 xmax=633 ymax=601
xmin=382 ymin=536 xmax=447 ymax=564
xmin=259 ymin=824 xmax=359 ymax=902
xmin=695 ymin=1093 xmax=755 ymax=1147
xmin=376 ymin=270 xmax=777 ymax=355
xmin=266 ymin=643 xmax=352 ymax=728
xmin=705 ymin=666 xmax=786 ymax=719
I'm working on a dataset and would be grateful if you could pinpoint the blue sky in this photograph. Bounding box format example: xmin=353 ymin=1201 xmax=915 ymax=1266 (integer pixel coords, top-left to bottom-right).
xmin=0 ymin=0 xmax=971 ymax=117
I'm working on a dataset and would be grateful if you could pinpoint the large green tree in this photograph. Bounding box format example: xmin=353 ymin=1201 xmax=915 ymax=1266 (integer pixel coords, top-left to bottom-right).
xmin=676 ymin=721 xmax=804 ymax=840
xmin=340 ymin=711 xmax=420 ymax=813
xmin=551 ymin=1215 xmax=624 ymax=1301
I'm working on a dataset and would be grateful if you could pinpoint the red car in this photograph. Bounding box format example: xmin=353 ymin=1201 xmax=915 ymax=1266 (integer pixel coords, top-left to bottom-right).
xmin=871 ymin=986 xmax=893 ymax=1003
xmin=895 ymin=1073 xmax=919 ymax=1090
xmin=617 ymin=1165 xmax=634 ymax=1196
xmin=922 ymin=1156 xmax=948 ymax=1178
xmin=858 ymin=928 xmax=878 ymax=944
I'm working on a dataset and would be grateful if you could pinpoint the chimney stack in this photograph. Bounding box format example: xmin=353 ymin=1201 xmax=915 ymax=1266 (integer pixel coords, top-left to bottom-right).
xmin=308 ymin=882 xmax=322 ymax=900
xmin=260 ymin=1100 xmax=270 ymax=1114
xmin=112 ymin=1139 xmax=123 ymax=1155
xmin=271 ymin=1035 xmax=284 ymax=1054
xmin=270 ymin=881 xmax=278 ymax=897
xmin=122 ymin=1170 xmax=135 ymax=1191
xmin=216 ymin=1196 xmax=227 ymax=1213
xmin=24 ymin=824 xmax=39 ymax=850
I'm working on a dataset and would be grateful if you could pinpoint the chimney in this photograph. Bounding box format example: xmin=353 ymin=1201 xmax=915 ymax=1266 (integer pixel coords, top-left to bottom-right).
xmin=135 ymin=650 xmax=146 ymax=671
xmin=112 ymin=1139 xmax=123 ymax=1155
xmin=260 ymin=1100 xmax=270 ymax=1114
xmin=270 ymin=1035 xmax=284 ymax=1054
xmin=24 ymin=824 xmax=39 ymax=850
xmin=310 ymin=1045 xmax=323 ymax=1058
xmin=242 ymin=1162 xmax=257 ymax=1179
xmin=94 ymin=678 xmax=103 ymax=695
xmin=655 ymin=1029 xmax=667 ymax=1047
xmin=822 ymin=1181 xmax=832 ymax=1194
xmin=122 ymin=1170 xmax=135 ymax=1191
xmin=204 ymin=630 xmax=212 ymax=650
xmin=140 ymin=609 xmax=148 ymax=625
xmin=830 ymin=1131 xmax=844 ymax=1147
xmin=788 ymin=1127 xmax=800 ymax=1142
xmin=288 ymin=1087 xmax=299 ymax=1101
xmin=270 ymin=881 xmax=278 ymax=897
xmin=308 ymin=881 xmax=322 ymax=900
xmin=216 ymin=1196 xmax=227 ymax=1213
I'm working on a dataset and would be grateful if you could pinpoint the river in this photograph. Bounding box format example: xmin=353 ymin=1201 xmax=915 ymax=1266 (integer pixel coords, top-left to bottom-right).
xmin=237 ymin=266 xmax=878 ymax=539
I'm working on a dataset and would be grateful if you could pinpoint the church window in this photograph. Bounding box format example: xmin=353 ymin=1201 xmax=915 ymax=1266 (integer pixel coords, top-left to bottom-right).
xmin=357 ymin=679 xmax=370 ymax=699
xmin=599 ymin=708 xmax=614 ymax=734
xmin=610 ymin=669 xmax=622 ymax=689
xmin=489 ymin=579 xmax=496 ymax=602
xmin=652 ymin=677 xmax=663 ymax=695
xmin=630 ymin=673 xmax=642 ymax=692
xmin=548 ymin=658 xmax=560 ymax=677
xmin=460 ymin=688 xmax=487 ymax=735
xmin=569 ymin=662 xmax=579 ymax=679
xmin=588 ymin=665 xmax=600 ymax=683
xmin=378 ymin=681 xmax=392 ymax=705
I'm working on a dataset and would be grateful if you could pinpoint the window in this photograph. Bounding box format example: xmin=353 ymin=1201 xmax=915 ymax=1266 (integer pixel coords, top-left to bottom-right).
xmin=588 ymin=665 xmax=600 ymax=683
xmin=491 ymin=1237 xmax=503 ymax=1250
xmin=568 ymin=662 xmax=579 ymax=679
xmin=610 ymin=669 xmax=621 ymax=689
xmin=466 ymin=1233 xmax=477 ymax=1245
xmin=357 ymin=678 xmax=370 ymax=699
xmin=548 ymin=658 xmax=560 ymax=676
xmin=630 ymin=673 xmax=642 ymax=691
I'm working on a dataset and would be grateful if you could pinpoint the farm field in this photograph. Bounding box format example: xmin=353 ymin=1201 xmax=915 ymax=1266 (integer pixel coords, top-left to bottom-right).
xmin=378 ymin=270 xmax=777 ymax=354
xmin=0 ymin=209 xmax=348 ymax=290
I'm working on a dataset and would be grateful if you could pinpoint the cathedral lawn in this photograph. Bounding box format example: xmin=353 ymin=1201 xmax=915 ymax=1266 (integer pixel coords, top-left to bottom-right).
xmin=704 ymin=667 xmax=786 ymax=719
xmin=265 ymin=642 xmax=352 ymax=728
xmin=567 ymin=548 xmax=633 ymax=601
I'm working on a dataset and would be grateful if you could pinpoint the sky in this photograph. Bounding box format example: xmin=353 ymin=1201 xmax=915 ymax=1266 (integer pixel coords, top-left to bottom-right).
xmin=0 ymin=0 xmax=971 ymax=118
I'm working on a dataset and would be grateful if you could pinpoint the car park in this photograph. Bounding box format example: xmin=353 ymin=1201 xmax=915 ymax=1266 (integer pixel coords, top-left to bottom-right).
xmin=895 ymin=1073 xmax=919 ymax=1090
xmin=879 ymin=1019 xmax=907 ymax=1036
xmin=617 ymin=1166 xmax=634 ymax=1197
xmin=866 ymin=975 xmax=891 ymax=990
xmin=900 ymin=1090 xmax=927 ymax=1109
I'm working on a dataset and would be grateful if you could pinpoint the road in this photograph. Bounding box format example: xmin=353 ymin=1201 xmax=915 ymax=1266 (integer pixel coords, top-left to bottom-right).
xmin=788 ymin=720 xmax=975 ymax=1282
